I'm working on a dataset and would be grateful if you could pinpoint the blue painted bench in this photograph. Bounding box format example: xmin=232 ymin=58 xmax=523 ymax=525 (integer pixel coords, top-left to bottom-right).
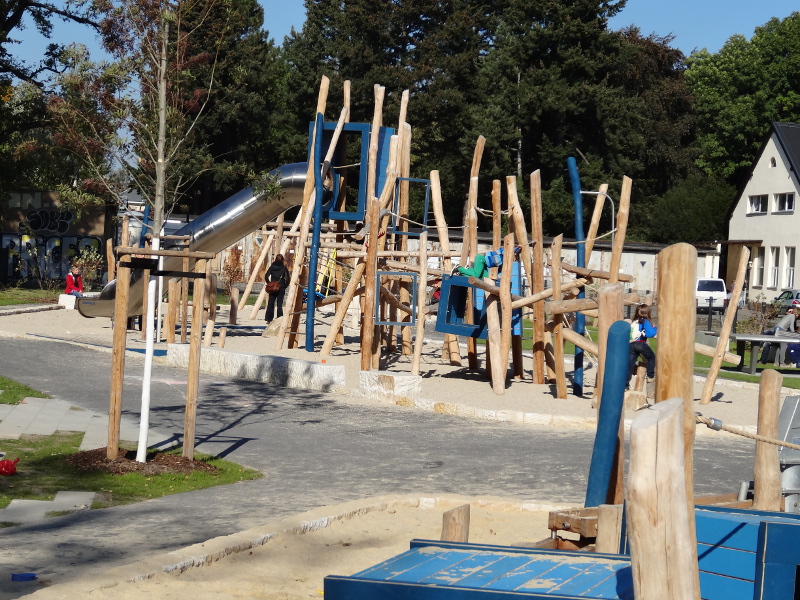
xmin=325 ymin=539 xmax=634 ymax=599
xmin=325 ymin=506 xmax=800 ymax=600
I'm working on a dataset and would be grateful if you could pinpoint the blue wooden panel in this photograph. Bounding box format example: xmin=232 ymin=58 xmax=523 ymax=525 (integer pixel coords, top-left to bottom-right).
xmin=759 ymin=562 xmax=798 ymax=600
xmin=448 ymin=555 xmax=548 ymax=589
xmin=353 ymin=548 xmax=447 ymax=579
xmin=382 ymin=549 xmax=480 ymax=583
xmin=548 ymin=561 xmax=631 ymax=598
xmin=697 ymin=543 xmax=757 ymax=581
xmin=581 ymin=567 xmax=634 ymax=600
xmin=698 ymin=570 xmax=754 ymax=600
xmin=761 ymin=521 xmax=800 ymax=565
xmin=695 ymin=511 xmax=761 ymax=551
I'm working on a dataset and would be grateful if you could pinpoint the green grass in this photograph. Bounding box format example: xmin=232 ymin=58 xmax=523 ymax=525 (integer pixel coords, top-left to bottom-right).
xmin=0 ymin=286 xmax=60 ymax=306
xmin=0 ymin=376 xmax=50 ymax=405
xmin=0 ymin=432 xmax=262 ymax=511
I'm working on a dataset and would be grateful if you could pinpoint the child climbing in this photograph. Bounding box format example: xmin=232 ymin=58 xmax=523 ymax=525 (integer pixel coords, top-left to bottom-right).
xmin=453 ymin=245 xmax=522 ymax=279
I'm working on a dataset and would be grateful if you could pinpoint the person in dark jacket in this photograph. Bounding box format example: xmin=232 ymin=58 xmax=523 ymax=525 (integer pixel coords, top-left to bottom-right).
xmin=265 ymin=254 xmax=290 ymax=324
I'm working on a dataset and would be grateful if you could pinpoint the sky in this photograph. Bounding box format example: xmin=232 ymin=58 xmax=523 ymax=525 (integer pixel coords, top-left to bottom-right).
xmin=13 ymin=0 xmax=800 ymax=68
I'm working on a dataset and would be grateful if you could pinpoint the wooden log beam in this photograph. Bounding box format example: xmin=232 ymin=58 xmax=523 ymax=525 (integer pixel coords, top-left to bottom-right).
xmin=548 ymin=260 xmax=633 ymax=283
xmin=699 ymin=247 xmax=750 ymax=404
xmin=551 ymin=234 xmax=567 ymax=399
xmin=753 ymin=369 xmax=783 ymax=511
xmin=693 ymin=342 xmax=741 ymax=366
xmin=411 ymin=232 xmax=428 ymax=375
xmin=107 ymin=263 xmax=131 ymax=460
xmin=321 ymin=261 xmax=366 ymax=356
xmin=609 ymin=176 xmax=632 ymax=284
xmin=545 ymin=293 xmax=644 ymax=315
xmin=545 ymin=319 xmax=599 ymax=355
xmin=530 ymin=170 xmax=546 ymax=384
xmin=628 ymin=398 xmax=700 ymax=600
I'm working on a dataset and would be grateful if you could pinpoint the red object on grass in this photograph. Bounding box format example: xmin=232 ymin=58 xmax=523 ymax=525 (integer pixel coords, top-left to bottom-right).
xmin=0 ymin=458 xmax=19 ymax=475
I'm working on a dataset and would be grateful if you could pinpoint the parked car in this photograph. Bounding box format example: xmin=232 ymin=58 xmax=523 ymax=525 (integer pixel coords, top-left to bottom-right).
xmin=773 ymin=289 xmax=800 ymax=311
xmin=695 ymin=278 xmax=728 ymax=313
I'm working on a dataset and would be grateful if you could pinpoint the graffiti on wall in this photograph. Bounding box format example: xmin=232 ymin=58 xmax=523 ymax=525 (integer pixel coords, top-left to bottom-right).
xmin=2 ymin=209 xmax=102 ymax=279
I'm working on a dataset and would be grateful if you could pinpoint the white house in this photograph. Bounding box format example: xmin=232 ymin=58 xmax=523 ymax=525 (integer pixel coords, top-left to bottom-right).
xmin=728 ymin=122 xmax=800 ymax=303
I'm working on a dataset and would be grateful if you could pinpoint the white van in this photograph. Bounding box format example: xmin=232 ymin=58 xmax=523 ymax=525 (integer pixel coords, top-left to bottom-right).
xmin=696 ymin=278 xmax=727 ymax=313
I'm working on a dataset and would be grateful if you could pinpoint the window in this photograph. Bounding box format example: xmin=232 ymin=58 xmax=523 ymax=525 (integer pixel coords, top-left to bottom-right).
xmin=749 ymin=195 xmax=767 ymax=214
xmin=771 ymin=157 xmax=778 ymax=167
xmin=753 ymin=247 xmax=765 ymax=287
xmin=787 ymin=247 xmax=796 ymax=289
xmin=770 ymin=247 xmax=780 ymax=288
xmin=775 ymin=192 xmax=795 ymax=212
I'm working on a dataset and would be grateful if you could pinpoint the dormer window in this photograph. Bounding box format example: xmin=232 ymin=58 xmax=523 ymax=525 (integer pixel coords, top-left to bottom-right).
xmin=770 ymin=157 xmax=777 ymax=167
xmin=749 ymin=194 xmax=768 ymax=214
xmin=775 ymin=192 xmax=795 ymax=213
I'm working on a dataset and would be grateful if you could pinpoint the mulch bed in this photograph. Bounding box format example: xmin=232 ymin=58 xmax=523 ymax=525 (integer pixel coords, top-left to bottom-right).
xmin=66 ymin=447 xmax=219 ymax=476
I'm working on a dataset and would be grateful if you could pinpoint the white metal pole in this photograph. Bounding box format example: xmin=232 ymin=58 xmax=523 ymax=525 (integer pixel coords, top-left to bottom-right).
xmin=136 ymin=278 xmax=157 ymax=462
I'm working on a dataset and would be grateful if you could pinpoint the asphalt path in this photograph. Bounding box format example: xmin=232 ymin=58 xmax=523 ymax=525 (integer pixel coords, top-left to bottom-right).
xmin=0 ymin=338 xmax=755 ymax=596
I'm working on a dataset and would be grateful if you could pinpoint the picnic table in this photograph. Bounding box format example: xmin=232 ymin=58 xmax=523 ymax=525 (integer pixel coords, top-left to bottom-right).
xmin=730 ymin=332 xmax=800 ymax=375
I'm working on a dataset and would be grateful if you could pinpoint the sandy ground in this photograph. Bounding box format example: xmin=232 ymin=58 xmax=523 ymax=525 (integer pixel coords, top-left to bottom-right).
xmin=15 ymin=496 xmax=567 ymax=600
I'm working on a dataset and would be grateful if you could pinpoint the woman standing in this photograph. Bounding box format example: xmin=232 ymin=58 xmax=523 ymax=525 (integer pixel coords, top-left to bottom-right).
xmin=265 ymin=254 xmax=290 ymax=324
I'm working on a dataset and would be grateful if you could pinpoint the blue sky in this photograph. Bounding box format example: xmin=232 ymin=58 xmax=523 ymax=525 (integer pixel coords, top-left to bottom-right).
xmin=14 ymin=1 xmax=800 ymax=67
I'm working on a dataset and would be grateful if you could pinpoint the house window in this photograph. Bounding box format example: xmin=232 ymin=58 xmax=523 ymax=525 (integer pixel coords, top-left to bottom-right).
xmin=771 ymin=157 xmax=777 ymax=167
xmin=786 ymin=247 xmax=796 ymax=289
xmin=775 ymin=192 xmax=795 ymax=213
xmin=753 ymin=247 xmax=765 ymax=287
xmin=770 ymin=247 xmax=780 ymax=288
xmin=749 ymin=195 xmax=767 ymax=214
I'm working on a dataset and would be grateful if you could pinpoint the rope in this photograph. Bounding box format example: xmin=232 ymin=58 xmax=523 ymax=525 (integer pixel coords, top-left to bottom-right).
xmin=695 ymin=413 xmax=800 ymax=450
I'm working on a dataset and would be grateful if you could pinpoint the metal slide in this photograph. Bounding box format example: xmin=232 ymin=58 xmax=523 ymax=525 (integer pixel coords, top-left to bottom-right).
xmin=76 ymin=162 xmax=307 ymax=319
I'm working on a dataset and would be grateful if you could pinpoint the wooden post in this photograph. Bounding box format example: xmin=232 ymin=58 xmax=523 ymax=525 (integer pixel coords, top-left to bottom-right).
xmin=321 ymin=261 xmax=366 ymax=356
xmin=275 ymin=76 xmax=330 ymax=349
xmin=183 ymin=260 xmax=208 ymax=460
xmin=180 ymin=253 xmax=189 ymax=343
xmin=584 ymin=183 xmax=608 ymax=260
xmin=166 ymin=278 xmax=178 ymax=345
xmin=499 ymin=234 xmax=514 ymax=373
xmin=399 ymin=122 xmax=413 ymax=356
xmin=441 ymin=504 xmax=470 ymax=543
xmin=105 ymin=238 xmax=115 ymax=282
xmin=239 ymin=226 xmax=274 ymax=310
xmin=486 ymin=290 xmax=504 ymax=394
xmin=628 ymin=398 xmax=699 ymax=600
xmin=462 ymin=177 xmax=479 ymax=371
xmin=411 ymin=232 xmax=428 ymax=375
xmin=530 ymin=170 xmax=546 ymax=384
xmin=594 ymin=283 xmax=624 ymax=409
xmin=430 ymin=170 xmax=461 ymax=365
xmin=202 ymin=273 xmax=217 ymax=346
xmin=361 ymin=197 xmax=380 ymax=371
xmin=219 ymin=287 xmax=238 ymax=348
xmin=608 ymin=177 xmax=632 ymax=284
xmin=655 ymin=242 xmax=699 ymax=598
xmin=506 ymin=177 xmax=529 ymax=380
xmin=699 ymin=247 xmax=750 ymax=404
xmin=753 ymin=369 xmax=783 ymax=511
xmin=595 ymin=504 xmax=623 ymax=554
xmin=107 ymin=262 xmax=131 ymax=460
xmin=551 ymin=234 xmax=567 ymax=399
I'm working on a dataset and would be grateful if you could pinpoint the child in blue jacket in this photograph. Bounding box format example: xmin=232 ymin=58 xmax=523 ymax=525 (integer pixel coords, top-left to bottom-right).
xmin=628 ymin=304 xmax=657 ymax=387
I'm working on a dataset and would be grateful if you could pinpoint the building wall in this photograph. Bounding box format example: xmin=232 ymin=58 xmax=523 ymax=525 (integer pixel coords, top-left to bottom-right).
xmin=0 ymin=191 xmax=106 ymax=280
xmin=728 ymin=134 xmax=800 ymax=302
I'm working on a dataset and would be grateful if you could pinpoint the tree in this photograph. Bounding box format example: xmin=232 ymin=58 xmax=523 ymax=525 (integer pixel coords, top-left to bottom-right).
xmin=648 ymin=173 xmax=735 ymax=244
xmin=0 ymin=1 xmax=98 ymax=86
xmin=49 ymin=0 xmax=242 ymax=236
xmin=685 ymin=12 xmax=800 ymax=183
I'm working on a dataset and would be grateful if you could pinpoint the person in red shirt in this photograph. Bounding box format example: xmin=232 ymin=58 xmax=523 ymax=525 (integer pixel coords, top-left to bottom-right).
xmin=65 ymin=265 xmax=84 ymax=297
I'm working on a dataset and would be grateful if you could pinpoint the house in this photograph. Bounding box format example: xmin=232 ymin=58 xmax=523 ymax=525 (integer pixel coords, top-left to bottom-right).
xmin=728 ymin=121 xmax=800 ymax=303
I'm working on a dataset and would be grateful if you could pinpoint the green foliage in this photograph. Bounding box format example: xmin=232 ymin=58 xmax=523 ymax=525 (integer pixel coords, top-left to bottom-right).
xmin=686 ymin=12 xmax=800 ymax=182
xmin=0 ymin=375 xmax=50 ymax=405
xmin=0 ymin=432 xmax=262 ymax=511
xmin=648 ymin=174 xmax=736 ymax=243
xmin=0 ymin=286 xmax=60 ymax=307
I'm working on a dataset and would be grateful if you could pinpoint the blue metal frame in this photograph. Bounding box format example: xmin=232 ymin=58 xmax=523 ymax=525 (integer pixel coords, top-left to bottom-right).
xmin=375 ymin=271 xmax=417 ymax=326
xmin=307 ymin=121 xmax=395 ymax=222
xmin=567 ymin=157 xmax=586 ymax=396
xmin=391 ymin=177 xmax=431 ymax=237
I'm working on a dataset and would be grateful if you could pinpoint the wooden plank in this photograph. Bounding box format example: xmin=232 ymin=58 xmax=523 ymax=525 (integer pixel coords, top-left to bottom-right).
xmin=548 ymin=561 xmax=631 ymax=596
xmin=440 ymin=555 xmax=542 ymax=588
xmin=596 ymin=504 xmax=623 ymax=554
xmin=440 ymin=502 xmax=470 ymax=543
xmin=694 ymin=512 xmax=760 ymax=550
xmin=753 ymin=369 xmax=783 ymax=511
xmin=628 ymin=397 xmax=699 ymax=600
